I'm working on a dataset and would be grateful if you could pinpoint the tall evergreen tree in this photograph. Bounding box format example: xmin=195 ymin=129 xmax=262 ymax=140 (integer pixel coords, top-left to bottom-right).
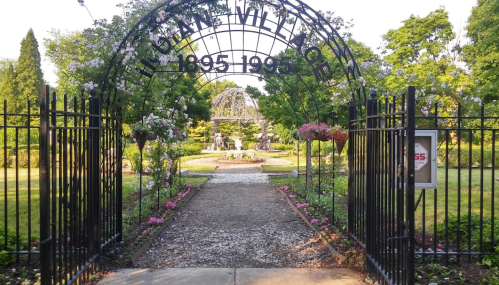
xmin=0 ymin=63 xmax=20 ymax=118
xmin=15 ymin=29 xmax=44 ymax=111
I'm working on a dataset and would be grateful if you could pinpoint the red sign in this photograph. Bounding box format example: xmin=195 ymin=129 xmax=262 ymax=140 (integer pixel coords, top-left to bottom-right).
xmin=414 ymin=143 xmax=428 ymax=171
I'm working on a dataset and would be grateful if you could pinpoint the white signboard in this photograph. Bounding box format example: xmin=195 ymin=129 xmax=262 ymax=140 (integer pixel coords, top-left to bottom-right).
xmin=399 ymin=130 xmax=438 ymax=189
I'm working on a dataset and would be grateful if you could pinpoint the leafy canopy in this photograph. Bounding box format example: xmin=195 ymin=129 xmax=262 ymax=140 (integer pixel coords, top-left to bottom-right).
xmin=463 ymin=0 xmax=499 ymax=103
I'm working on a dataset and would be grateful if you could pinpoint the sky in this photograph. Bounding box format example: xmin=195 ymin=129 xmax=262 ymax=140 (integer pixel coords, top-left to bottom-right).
xmin=0 ymin=0 xmax=476 ymax=87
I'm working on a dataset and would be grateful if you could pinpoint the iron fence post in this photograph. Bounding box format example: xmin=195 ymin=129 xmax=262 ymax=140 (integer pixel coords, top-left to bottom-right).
xmin=39 ymin=85 xmax=52 ymax=285
xmin=116 ymin=98 xmax=123 ymax=242
xmin=406 ymin=86 xmax=416 ymax=284
xmin=297 ymin=138 xmax=300 ymax=180
xmin=89 ymin=89 xmax=101 ymax=269
xmin=366 ymin=90 xmax=378 ymax=271
xmin=348 ymin=101 xmax=355 ymax=236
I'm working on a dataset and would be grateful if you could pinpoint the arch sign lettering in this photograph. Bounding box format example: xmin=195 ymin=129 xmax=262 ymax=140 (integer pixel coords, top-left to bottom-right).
xmin=101 ymin=0 xmax=366 ymax=111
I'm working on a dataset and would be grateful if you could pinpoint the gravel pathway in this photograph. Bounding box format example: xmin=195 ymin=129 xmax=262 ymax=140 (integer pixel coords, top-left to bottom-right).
xmin=136 ymin=165 xmax=337 ymax=269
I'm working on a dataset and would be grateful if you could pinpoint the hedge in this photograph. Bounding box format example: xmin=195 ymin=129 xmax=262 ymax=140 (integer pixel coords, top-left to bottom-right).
xmin=243 ymin=141 xmax=251 ymax=149
xmin=180 ymin=144 xmax=202 ymax=156
xmin=17 ymin=150 xmax=40 ymax=168
xmin=0 ymin=152 xmax=13 ymax=167
xmin=12 ymin=144 xmax=39 ymax=154
xmin=272 ymin=143 xmax=294 ymax=152
xmin=437 ymin=147 xmax=499 ymax=168
xmin=124 ymin=148 xmax=144 ymax=173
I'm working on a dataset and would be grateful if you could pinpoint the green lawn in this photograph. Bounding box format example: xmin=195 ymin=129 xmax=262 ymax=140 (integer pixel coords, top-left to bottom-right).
xmin=258 ymin=152 xmax=307 ymax=172
xmin=0 ymin=169 xmax=209 ymax=237
xmin=180 ymin=152 xmax=221 ymax=173
xmin=0 ymin=168 xmax=40 ymax=237
xmin=415 ymin=168 xmax=498 ymax=228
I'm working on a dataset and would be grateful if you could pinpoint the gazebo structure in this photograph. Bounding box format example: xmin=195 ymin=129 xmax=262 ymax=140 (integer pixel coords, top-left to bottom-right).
xmin=210 ymin=88 xmax=268 ymax=140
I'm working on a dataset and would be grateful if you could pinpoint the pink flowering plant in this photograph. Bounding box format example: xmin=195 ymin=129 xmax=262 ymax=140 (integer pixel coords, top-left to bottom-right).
xmin=298 ymin=122 xmax=332 ymax=141
xmin=110 ymin=180 xmax=197 ymax=265
xmin=277 ymin=183 xmax=364 ymax=269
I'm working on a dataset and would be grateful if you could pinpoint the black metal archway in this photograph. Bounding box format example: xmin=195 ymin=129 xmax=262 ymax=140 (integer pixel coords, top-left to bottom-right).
xmin=99 ymin=0 xmax=366 ymax=117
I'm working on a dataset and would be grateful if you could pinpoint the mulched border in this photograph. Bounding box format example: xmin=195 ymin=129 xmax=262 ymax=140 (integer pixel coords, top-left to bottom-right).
xmin=276 ymin=186 xmax=346 ymax=264
xmin=130 ymin=181 xmax=203 ymax=265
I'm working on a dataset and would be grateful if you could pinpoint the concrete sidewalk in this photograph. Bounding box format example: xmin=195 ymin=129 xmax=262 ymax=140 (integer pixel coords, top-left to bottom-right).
xmin=98 ymin=268 xmax=365 ymax=285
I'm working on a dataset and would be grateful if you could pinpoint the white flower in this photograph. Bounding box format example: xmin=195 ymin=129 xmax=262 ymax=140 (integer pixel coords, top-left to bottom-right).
xmin=359 ymin=77 xmax=366 ymax=87
xmin=395 ymin=68 xmax=405 ymax=77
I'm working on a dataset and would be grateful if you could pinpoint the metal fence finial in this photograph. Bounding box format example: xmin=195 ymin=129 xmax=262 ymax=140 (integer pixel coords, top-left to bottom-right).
xmin=369 ymin=89 xmax=377 ymax=99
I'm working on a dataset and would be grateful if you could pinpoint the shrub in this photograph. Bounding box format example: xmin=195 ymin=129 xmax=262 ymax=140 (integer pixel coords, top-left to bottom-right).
xmin=436 ymin=213 xmax=499 ymax=252
xmin=438 ymin=147 xmax=499 ymax=168
xmin=125 ymin=148 xmax=141 ymax=172
xmin=0 ymin=224 xmax=29 ymax=267
xmin=17 ymin=150 xmax=39 ymax=168
xmin=272 ymin=143 xmax=294 ymax=152
xmin=248 ymin=143 xmax=256 ymax=150
xmin=0 ymin=151 xmax=13 ymax=168
xmin=273 ymin=143 xmax=286 ymax=151
xmin=12 ymin=144 xmax=39 ymax=154
xmin=243 ymin=141 xmax=251 ymax=149
xmin=299 ymin=141 xmax=335 ymax=156
xmin=181 ymin=144 xmax=202 ymax=156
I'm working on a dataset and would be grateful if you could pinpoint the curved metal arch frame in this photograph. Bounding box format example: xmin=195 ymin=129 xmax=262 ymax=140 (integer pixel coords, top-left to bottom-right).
xmin=163 ymin=50 xmax=318 ymax=121
xmin=101 ymin=0 xmax=366 ymax=119
xmin=129 ymin=18 xmax=338 ymax=122
xmin=147 ymin=32 xmax=339 ymax=126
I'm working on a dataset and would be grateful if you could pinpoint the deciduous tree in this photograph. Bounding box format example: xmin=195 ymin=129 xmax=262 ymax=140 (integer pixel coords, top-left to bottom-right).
xmin=463 ymin=0 xmax=499 ymax=103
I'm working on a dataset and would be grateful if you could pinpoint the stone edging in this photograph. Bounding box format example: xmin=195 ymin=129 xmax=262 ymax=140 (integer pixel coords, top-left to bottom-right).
xmin=276 ymin=187 xmax=346 ymax=264
xmin=130 ymin=181 xmax=203 ymax=265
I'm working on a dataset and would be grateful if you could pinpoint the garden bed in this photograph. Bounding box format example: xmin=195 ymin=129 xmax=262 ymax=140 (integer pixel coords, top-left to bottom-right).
xmin=130 ymin=184 xmax=199 ymax=265
xmin=274 ymin=183 xmax=364 ymax=271
xmin=276 ymin=186 xmax=345 ymax=264
xmin=98 ymin=178 xmax=207 ymax=272
xmin=217 ymin=158 xmax=264 ymax=164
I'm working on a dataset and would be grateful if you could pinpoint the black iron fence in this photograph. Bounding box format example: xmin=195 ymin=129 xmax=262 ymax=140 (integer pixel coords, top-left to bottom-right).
xmin=1 ymin=85 xmax=122 ymax=284
xmin=1 ymin=98 xmax=41 ymax=265
xmin=349 ymin=87 xmax=499 ymax=284
xmin=349 ymin=87 xmax=416 ymax=284
xmin=413 ymin=102 xmax=498 ymax=264
xmin=39 ymin=86 xmax=122 ymax=284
